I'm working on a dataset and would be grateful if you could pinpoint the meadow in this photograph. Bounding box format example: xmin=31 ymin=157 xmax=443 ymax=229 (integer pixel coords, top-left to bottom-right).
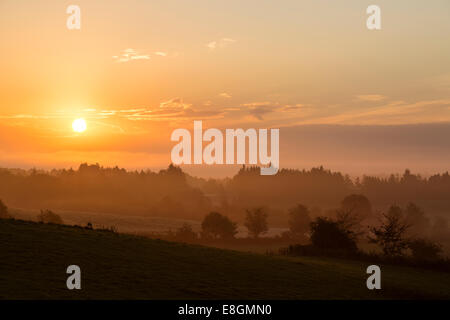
xmin=1 ymin=219 xmax=449 ymax=300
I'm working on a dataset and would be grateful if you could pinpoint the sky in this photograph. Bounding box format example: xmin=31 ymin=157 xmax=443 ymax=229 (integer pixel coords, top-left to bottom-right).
xmin=1 ymin=0 xmax=450 ymax=176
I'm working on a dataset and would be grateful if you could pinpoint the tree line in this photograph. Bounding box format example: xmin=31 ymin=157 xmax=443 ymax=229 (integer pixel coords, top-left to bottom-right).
xmin=170 ymin=193 xmax=449 ymax=264
xmin=1 ymin=163 xmax=449 ymax=233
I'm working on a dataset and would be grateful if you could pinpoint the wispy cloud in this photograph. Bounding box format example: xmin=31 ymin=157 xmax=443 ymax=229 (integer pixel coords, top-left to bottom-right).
xmin=206 ymin=38 xmax=236 ymax=50
xmin=356 ymin=94 xmax=387 ymax=102
xmin=301 ymin=99 xmax=450 ymax=125
xmin=159 ymin=98 xmax=191 ymax=110
xmin=241 ymin=102 xmax=279 ymax=120
xmin=219 ymin=93 xmax=232 ymax=98
xmin=280 ymin=104 xmax=303 ymax=112
xmin=112 ymin=48 xmax=150 ymax=63
xmin=241 ymin=102 xmax=272 ymax=107
xmin=112 ymin=49 xmax=172 ymax=62
xmin=119 ymin=98 xmax=224 ymax=122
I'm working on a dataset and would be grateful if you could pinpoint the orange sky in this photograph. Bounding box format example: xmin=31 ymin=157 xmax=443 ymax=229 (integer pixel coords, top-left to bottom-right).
xmin=1 ymin=0 xmax=450 ymax=176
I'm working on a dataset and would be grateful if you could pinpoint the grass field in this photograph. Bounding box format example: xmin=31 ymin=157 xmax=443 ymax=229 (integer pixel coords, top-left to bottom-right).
xmin=0 ymin=219 xmax=449 ymax=299
xmin=9 ymin=207 xmax=287 ymax=239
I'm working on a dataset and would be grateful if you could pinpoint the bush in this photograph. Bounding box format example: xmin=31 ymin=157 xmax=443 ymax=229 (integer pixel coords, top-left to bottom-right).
xmin=175 ymin=223 xmax=198 ymax=242
xmin=201 ymin=212 xmax=237 ymax=239
xmin=37 ymin=209 xmax=63 ymax=224
xmin=310 ymin=217 xmax=358 ymax=254
xmin=409 ymin=238 xmax=442 ymax=261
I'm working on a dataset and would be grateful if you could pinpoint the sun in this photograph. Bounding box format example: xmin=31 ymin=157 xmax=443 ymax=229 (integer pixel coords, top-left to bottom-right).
xmin=72 ymin=118 xmax=87 ymax=133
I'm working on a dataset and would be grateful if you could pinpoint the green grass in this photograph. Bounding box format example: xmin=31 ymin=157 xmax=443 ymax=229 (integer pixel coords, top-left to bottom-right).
xmin=0 ymin=219 xmax=449 ymax=299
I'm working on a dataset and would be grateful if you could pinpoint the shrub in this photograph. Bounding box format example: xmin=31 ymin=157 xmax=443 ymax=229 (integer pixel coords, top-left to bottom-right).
xmin=201 ymin=212 xmax=237 ymax=239
xmin=37 ymin=209 xmax=63 ymax=224
xmin=175 ymin=223 xmax=198 ymax=242
xmin=409 ymin=238 xmax=442 ymax=261
xmin=310 ymin=217 xmax=358 ymax=254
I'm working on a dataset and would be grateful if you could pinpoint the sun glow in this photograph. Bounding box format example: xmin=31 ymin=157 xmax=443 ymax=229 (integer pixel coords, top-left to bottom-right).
xmin=72 ymin=118 xmax=87 ymax=133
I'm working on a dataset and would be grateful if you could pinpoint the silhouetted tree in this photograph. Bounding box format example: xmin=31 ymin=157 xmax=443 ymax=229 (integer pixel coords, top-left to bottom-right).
xmin=244 ymin=207 xmax=268 ymax=238
xmin=340 ymin=194 xmax=372 ymax=223
xmin=341 ymin=194 xmax=371 ymax=214
xmin=368 ymin=206 xmax=410 ymax=257
xmin=310 ymin=217 xmax=358 ymax=253
xmin=0 ymin=164 xmax=212 ymax=221
xmin=288 ymin=204 xmax=311 ymax=239
xmin=37 ymin=209 xmax=63 ymax=224
xmin=201 ymin=212 xmax=237 ymax=239
xmin=175 ymin=223 xmax=198 ymax=242
xmin=0 ymin=199 xmax=10 ymax=219
xmin=335 ymin=208 xmax=366 ymax=239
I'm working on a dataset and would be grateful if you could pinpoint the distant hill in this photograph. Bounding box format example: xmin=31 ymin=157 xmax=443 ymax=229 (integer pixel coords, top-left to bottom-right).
xmin=0 ymin=219 xmax=449 ymax=299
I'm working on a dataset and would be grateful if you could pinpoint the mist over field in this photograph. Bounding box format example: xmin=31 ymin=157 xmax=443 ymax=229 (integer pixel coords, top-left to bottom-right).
xmin=1 ymin=162 xmax=449 ymax=253
xmin=1 ymin=0 xmax=450 ymax=301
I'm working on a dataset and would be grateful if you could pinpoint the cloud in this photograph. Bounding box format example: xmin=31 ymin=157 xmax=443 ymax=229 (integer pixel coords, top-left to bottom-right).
xmin=0 ymin=114 xmax=52 ymax=120
xmin=206 ymin=38 xmax=236 ymax=50
xmin=111 ymin=98 xmax=225 ymax=122
xmin=356 ymin=94 xmax=387 ymax=102
xmin=206 ymin=42 xmax=217 ymax=50
xmin=248 ymin=106 xmax=274 ymax=120
xmin=241 ymin=101 xmax=272 ymax=107
xmin=238 ymin=101 xmax=303 ymax=120
xmin=241 ymin=102 xmax=278 ymax=120
xmin=219 ymin=93 xmax=232 ymax=98
xmin=154 ymin=51 xmax=167 ymax=57
xmin=280 ymin=104 xmax=303 ymax=112
xmin=159 ymin=98 xmax=191 ymax=110
xmin=301 ymin=99 xmax=450 ymax=125
xmin=123 ymin=108 xmax=224 ymax=122
xmin=113 ymin=48 xmax=150 ymax=63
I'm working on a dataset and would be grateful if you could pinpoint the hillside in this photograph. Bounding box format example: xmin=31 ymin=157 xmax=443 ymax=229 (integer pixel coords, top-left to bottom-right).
xmin=0 ymin=219 xmax=449 ymax=299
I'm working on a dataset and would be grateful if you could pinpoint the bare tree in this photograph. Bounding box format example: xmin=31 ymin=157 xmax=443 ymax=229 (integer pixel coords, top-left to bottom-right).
xmin=335 ymin=208 xmax=365 ymax=240
xmin=368 ymin=206 xmax=410 ymax=257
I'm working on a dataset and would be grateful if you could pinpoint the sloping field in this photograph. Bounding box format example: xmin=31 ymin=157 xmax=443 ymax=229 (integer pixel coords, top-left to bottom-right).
xmin=0 ymin=219 xmax=449 ymax=299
